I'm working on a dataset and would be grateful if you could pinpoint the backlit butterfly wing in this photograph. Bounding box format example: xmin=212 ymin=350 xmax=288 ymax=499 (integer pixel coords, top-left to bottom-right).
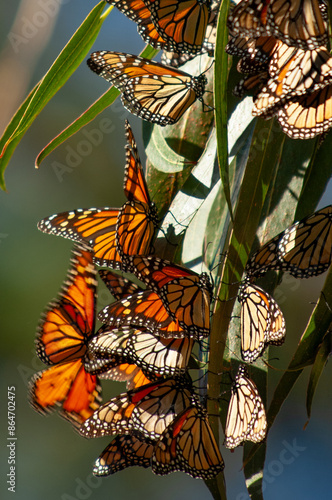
xmin=125 ymin=255 xmax=213 ymax=339
xmin=80 ymin=377 xmax=196 ymax=440
xmin=87 ymin=51 xmax=207 ymax=126
xmin=37 ymin=208 xmax=120 ymax=268
xmin=224 ymin=365 xmax=267 ymax=449
xmin=246 ymin=205 xmax=332 ymax=277
xmin=277 ymin=205 xmax=332 ymax=277
xmin=228 ymin=0 xmax=328 ymax=50
xmin=29 ymin=245 xmax=102 ymax=426
xmin=98 ymin=290 xmax=185 ymax=339
xmin=253 ymin=44 xmax=332 ymax=117
xmin=89 ymin=325 xmax=192 ymax=376
xmin=126 ymin=330 xmax=194 ymax=376
xmin=227 ymin=0 xmax=269 ymax=38
xmin=265 ymin=0 xmax=328 ymax=50
xmin=116 ymin=120 xmax=159 ymax=261
xmin=98 ymin=269 xmax=141 ymax=300
xmin=84 ymin=325 xmax=130 ymax=374
xmin=29 ymin=362 xmax=101 ymax=426
xmin=93 ymin=434 xmax=154 ymax=476
xmin=152 ymin=405 xmax=224 ymax=479
xmin=145 ymin=0 xmax=211 ymax=54
xmin=106 ymin=0 xmax=166 ymax=48
xmin=276 ymin=85 xmax=332 ymax=139
xmin=161 ymin=0 xmax=218 ymax=68
xmin=99 ymin=363 xmax=157 ymax=390
xmin=239 ymin=284 xmax=286 ymax=363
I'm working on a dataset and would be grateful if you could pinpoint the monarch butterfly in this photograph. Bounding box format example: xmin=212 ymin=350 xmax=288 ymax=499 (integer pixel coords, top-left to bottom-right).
xmin=152 ymin=404 xmax=224 ymax=479
xmin=93 ymin=434 xmax=154 ymax=476
xmin=87 ymin=51 xmax=208 ymax=126
xmin=37 ymin=121 xmax=158 ymax=268
xmin=79 ymin=376 xmax=198 ymax=440
xmin=226 ymin=35 xmax=277 ymax=75
xmin=98 ymin=269 xmax=141 ymax=300
xmin=246 ymin=205 xmax=332 ymax=279
xmin=122 ymin=255 xmax=213 ymax=339
xmin=28 ymin=245 xmax=102 ymax=427
xmin=107 ymin=0 xmax=211 ymax=55
xmin=252 ymin=43 xmax=332 ymax=118
xmin=239 ymin=284 xmax=286 ymax=363
xmin=98 ymin=363 xmax=157 ymax=390
xmin=160 ymin=0 xmax=219 ymax=68
xmin=228 ymin=0 xmax=329 ymax=50
xmin=89 ymin=325 xmax=194 ymax=376
xmin=98 ymin=289 xmax=185 ymax=338
xmin=83 ymin=325 xmax=130 ymax=375
xmin=116 ymin=120 xmax=159 ymax=262
xmin=224 ymin=365 xmax=267 ymax=449
xmin=276 ymin=84 xmax=332 ymax=139
xmin=233 ymin=71 xmax=268 ymax=99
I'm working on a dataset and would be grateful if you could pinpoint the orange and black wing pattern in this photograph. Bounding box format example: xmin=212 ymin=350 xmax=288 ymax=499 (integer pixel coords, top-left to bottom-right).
xmin=37 ymin=208 xmax=120 ymax=268
xmin=224 ymin=365 xmax=267 ymax=449
xmin=87 ymin=52 xmax=207 ymax=126
xmin=98 ymin=269 xmax=141 ymax=300
xmin=246 ymin=205 xmax=332 ymax=278
xmin=146 ymin=0 xmax=211 ymax=54
xmin=107 ymin=0 xmax=166 ymax=48
xmin=29 ymin=245 xmax=102 ymax=427
xmin=116 ymin=120 xmax=159 ymax=261
xmin=79 ymin=377 xmax=196 ymax=440
xmin=94 ymin=434 xmax=154 ymax=476
xmin=98 ymin=289 xmax=185 ymax=339
xmin=152 ymin=405 xmax=224 ymax=479
xmin=124 ymin=255 xmax=213 ymax=339
xmin=239 ymin=284 xmax=285 ymax=363
xmin=228 ymin=0 xmax=328 ymax=50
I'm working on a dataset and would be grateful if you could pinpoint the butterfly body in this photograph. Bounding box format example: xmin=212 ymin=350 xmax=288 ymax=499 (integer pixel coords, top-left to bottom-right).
xmin=87 ymin=51 xmax=208 ymax=126
xmin=224 ymin=365 xmax=267 ymax=449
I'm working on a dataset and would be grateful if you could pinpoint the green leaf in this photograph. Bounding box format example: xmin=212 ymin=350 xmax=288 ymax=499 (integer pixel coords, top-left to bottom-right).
xmin=214 ymin=0 xmax=232 ymax=218
xmin=0 ymin=1 xmax=109 ymax=190
xmin=306 ymin=329 xmax=331 ymax=422
xmin=268 ymin=266 xmax=332 ymax=428
xmin=36 ymin=45 xmax=158 ymax=168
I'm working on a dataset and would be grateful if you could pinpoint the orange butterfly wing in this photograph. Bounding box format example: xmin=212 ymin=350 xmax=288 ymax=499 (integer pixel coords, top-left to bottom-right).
xmin=29 ymin=246 xmax=101 ymax=426
xmin=38 ymin=208 xmax=120 ymax=268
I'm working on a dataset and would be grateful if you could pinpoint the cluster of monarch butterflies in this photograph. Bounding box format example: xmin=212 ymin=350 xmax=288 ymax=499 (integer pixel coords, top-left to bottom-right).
xmin=85 ymin=0 xmax=221 ymax=125
xmin=227 ymin=0 xmax=332 ymax=139
xmin=28 ymin=0 xmax=332 ymax=486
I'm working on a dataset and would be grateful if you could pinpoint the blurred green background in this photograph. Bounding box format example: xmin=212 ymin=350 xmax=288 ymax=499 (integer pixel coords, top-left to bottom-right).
xmin=1 ymin=2 xmax=331 ymax=499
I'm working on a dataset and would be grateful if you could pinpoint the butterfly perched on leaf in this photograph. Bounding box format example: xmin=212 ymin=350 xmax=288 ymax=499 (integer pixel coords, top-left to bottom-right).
xmin=227 ymin=0 xmax=329 ymax=50
xmin=120 ymin=255 xmax=213 ymax=339
xmin=28 ymin=245 xmax=102 ymax=427
xmin=79 ymin=376 xmax=198 ymax=440
xmin=37 ymin=121 xmax=158 ymax=268
xmin=87 ymin=325 xmax=194 ymax=376
xmin=107 ymin=0 xmax=211 ymax=55
xmin=238 ymin=283 xmax=285 ymax=363
xmin=245 ymin=205 xmax=332 ymax=279
xmin=224 ymin=365 xmax=267 ymax=449
xmin=152 ymin=404 xmax=224 ymax=479
xmin=87 ymin=51 xmax=208 ymax=126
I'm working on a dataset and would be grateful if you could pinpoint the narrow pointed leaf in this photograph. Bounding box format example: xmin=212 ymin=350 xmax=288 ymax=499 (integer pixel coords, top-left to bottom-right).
xmin=0 ymin=1 xmax=109 ymax=188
